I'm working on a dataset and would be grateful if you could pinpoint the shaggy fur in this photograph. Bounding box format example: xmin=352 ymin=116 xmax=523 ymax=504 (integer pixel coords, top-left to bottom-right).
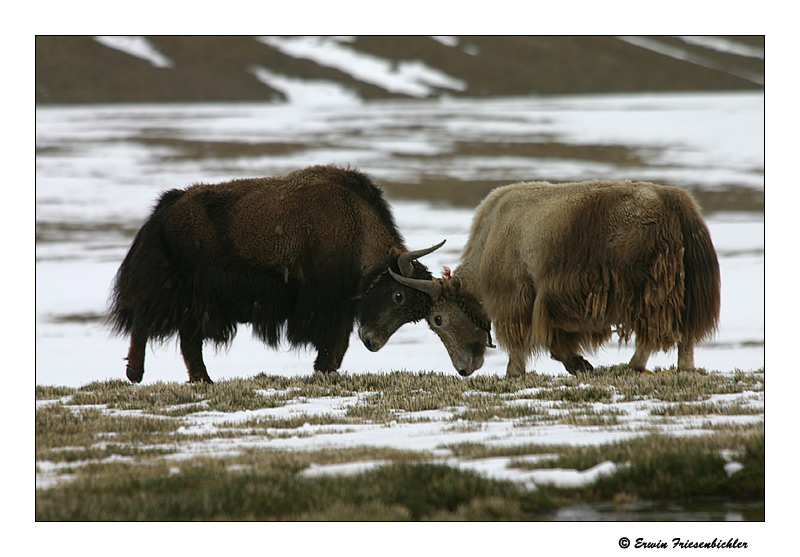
xmin=429 ymin=180 xmax=720 ymax=377
xmin=109 ymin=165 xmax=434 ymax=383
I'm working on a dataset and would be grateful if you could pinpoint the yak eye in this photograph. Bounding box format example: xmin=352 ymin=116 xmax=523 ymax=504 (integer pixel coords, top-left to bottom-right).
xmin=393 ymin=291 xmax=405 ymax=305
xmin=433 ymin=314 xmax=444 ymax=327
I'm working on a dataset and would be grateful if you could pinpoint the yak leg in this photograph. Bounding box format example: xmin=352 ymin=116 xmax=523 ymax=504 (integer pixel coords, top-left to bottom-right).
xmin=549 ymin=331 xmax=593 ymax=374
xmin=496 ymin=323 xmax=529 ymax=377
xmin=629 ymin=343 xmax=651 ymax=372
xmin=179 ymin=328 xmax=214 ymax=384
xmin=677 ymin=341 xmax=695 ymax=371
xmin=125 ymin=320 xmax=148 ymax=383
xmin=495 ymin=302 xmax=533 ymax=379
xmin=313 ymin=325 xmax=351 ymax=374
xmin=550 ymin=351 xmax=594 ymax=374
xmin=505 ymin=350 xmax=528 ymax=378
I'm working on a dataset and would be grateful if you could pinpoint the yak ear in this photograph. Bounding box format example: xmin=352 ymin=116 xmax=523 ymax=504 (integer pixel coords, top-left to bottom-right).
xmin=387 ymin=246 xmax=404 ymax=270
xmin=439 ymin=275 xmax=461 ymax=297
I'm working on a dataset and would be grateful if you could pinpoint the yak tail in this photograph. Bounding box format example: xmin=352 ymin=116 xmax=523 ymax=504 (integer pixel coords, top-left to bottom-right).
xmin=107 ymin=188 xmax=185 ymax=336
xmin=661 ymin=188 xmax=721 ymax=344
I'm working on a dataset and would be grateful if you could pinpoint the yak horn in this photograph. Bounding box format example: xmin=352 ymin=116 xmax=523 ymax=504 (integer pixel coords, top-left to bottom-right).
xmin=397 ymin=239 xmax=446 ymax=277
xmin=388 ymin=268 xmax=443 ymax=301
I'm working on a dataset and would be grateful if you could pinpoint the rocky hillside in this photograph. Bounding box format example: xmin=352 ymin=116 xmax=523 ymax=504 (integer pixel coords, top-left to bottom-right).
xmin=36 ymin=35 xmax=763 ymax=104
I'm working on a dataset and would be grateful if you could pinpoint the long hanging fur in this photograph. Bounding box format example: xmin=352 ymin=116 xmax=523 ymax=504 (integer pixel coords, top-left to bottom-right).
xmin=657 ymin=186 xmax=721 ymax=345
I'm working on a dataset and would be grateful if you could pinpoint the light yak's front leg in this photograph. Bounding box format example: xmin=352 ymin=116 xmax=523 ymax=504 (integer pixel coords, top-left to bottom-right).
xmin=677 ymin=341 xmax=695 ymax=371
xmin=629 ymin=343 xmax=650 ymax=372
xmin=505 ymin=349 xmax=528 ymax=378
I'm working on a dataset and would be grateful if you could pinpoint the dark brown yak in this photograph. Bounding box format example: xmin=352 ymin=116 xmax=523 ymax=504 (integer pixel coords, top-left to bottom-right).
xmin=108 ymin=165 xmax=444 ymax=383
xmin=390 ymin=180 xmax=721 ymax=377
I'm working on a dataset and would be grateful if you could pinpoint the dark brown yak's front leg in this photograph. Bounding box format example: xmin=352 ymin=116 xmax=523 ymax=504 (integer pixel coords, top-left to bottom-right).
xmin=125 ymin=317 xmax=148 ymax=383
xmin=179 ymin=327 xmax=214 ymax=384
xmin=313 ymin=325 xmax=351 ymax=374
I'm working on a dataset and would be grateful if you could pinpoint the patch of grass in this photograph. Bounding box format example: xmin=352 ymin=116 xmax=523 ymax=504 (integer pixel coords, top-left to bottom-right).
xmin=584 ymin=432 xmax=764 ymax=502
xmin=44 ymin=444 xmax=175 ymax=463
xmin=556 ymin=406 xmax=626 ymax=426
xmin=36 ymin=385 xmax=76 ymax=400
xmin=68 ymin=380 xmax=202 ymax=411
xmin=509 ymin=425 xmax=763 ymax=471
xmin=132 ymin=137 xmax=310 ymax=161
xmin=443 ymin=442 xmax=558 ymax=461
xmin=442 ymin=424 xmax=764 ymax=506
xmin=221 ymin=412 xmax=346 ymax=430
xmin=453 ymin=402 xmax=550 ymax=422
xmin=586 ymin=366 xmax=764 ymax=403
xmin=42 ymin=429 xmax=763 ymax=520
xmin=35 ymin=461 xmax=551 ymax=521
xmin=650 ymin=400 xmax=763 ymax=417
xmin=66 ymin=379 xmax=293 ymax=414
xmin=344 ymin=401 xmax=397 ymax=422
xmin=36 ymin=404 xmax=182 ymax=462
xmin=534 ymin=383 xmax=615 ymax=403
xmin=451 ymin=140 xmax=651 ymax=167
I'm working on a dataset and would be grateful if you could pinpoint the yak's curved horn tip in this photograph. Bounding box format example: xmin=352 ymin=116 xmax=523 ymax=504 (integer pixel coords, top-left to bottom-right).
xmin=397 ymin=239 xmax=448 ymax=277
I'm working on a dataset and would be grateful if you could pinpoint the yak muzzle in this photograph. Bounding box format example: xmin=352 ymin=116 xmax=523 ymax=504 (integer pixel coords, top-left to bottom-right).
xmin=454 ymin=353 xmax=484 ymax=377
xmin=358 ymin=327 xmax=386 ymax=352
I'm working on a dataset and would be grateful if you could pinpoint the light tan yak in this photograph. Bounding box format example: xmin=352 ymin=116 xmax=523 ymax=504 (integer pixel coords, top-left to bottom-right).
xmin=391 ymin=180 xmax=721 ymax=377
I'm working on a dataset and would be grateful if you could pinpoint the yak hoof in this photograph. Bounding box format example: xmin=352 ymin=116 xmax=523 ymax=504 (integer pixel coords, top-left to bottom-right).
xmin=126 ymin=365 xmax=144 ymax=383
xmin=188 ymin=373 xmax=214 ymax=384
xmin=628 ymin=363 xmax=655 ymax=374
xmin=568 ymin=356 xmax=593 ymax=374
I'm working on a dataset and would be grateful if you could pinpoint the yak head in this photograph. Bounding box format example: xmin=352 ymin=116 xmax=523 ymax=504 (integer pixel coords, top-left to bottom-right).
xmin=386 ymin=269 xmax=494 ymax=377
xmin=357 ymin=241 xmax=446 ymax=353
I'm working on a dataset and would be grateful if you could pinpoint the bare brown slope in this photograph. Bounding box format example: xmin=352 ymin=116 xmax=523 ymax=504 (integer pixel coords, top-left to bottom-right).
xmin=36 ymin=36 xmax=763 ymax=105
xmin=352 ymin=36 xmax=763 ymax=96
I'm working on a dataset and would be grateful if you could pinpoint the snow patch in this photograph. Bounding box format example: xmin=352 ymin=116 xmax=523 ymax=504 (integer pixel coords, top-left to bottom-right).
xmin=297 ymin=455 xmax=621 ymax=490
xmin=249 ymin=66 xmax=361 ymax=106
xmin=430 ymin=36 xmax=479 ymax=56
xmin=258 ymin=36 xmax=466 ymax=97
xmin=299 ymin=460 xmax=391 ymax=478
xmin=430 ymin=36 xmax=459 ymax=47
xmin=527 ymin=460 xmax=620 ymax=488
xmin=724 ymin=461 xmax=745 ymax=477
xmin=677 ymin=36 xmax=764 ymax=59
xmin=94 ymin=36 xmax=173 ymax=69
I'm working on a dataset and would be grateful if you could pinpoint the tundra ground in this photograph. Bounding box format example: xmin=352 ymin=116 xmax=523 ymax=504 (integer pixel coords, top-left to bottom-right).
xmin=36 ymin=367 xmax=764 ymax=521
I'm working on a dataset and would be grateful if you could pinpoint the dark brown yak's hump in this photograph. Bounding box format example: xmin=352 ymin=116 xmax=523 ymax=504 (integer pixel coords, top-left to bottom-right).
xmin=297 ymin=165 xmax=405 ymax=246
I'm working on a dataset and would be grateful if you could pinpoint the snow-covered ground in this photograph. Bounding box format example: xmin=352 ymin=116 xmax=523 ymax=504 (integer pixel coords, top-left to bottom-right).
xmin=35 ymin=91 xmax=763 ymax=387
xmin=35 ymin=377 xmax=764 ymax=493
